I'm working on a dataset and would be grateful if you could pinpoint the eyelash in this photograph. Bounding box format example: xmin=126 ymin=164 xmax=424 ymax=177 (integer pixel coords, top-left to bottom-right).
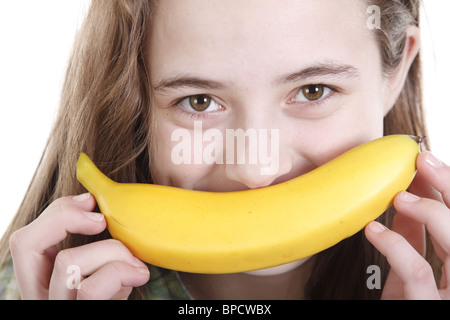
xmin=175 ymin=106 xmax=213 ymax=120
xmin=172 ymin=84 xmax=338 ymax=119
xmin=286 ymin=84 xmax=337 ymax=109
xmin=173 ymin=95 xmax=224 ymax=120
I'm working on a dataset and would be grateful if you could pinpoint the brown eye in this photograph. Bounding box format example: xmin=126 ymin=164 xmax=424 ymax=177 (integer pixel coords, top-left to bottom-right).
xmin=178 ymin=95 xmax=224 ymax=115
xmin=189 ymin=95 xmax=211 ymax=112
xmin=301 ymin=85 xmax=325 ymax=101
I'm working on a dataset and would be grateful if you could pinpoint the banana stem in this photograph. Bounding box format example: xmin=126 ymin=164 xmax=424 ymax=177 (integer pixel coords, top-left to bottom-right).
xmin=76 ymin=153 xmax=115 ymax=196
xmin=408 ymin=135 xmax=426 ymax=144
xmin=408 ymin=135 xmax=426 ymax=152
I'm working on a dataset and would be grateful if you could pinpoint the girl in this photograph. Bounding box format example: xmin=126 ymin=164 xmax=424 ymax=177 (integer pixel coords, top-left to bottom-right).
xmin=1 ymin=0 xmax=449 ymax=300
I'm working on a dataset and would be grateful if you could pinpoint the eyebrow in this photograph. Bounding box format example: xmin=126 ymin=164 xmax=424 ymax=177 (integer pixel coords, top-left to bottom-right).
xmin=152 ymin=62 xmax=360 ymax=93
xmin=275 ymin=62 xmax=361 ymax=85
xmin=153 ymin=75 xmax=227 ymax=92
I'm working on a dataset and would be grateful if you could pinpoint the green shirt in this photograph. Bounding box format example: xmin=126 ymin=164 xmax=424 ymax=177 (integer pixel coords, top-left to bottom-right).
xmin=0 ymin=255 xmax=20 ymax=300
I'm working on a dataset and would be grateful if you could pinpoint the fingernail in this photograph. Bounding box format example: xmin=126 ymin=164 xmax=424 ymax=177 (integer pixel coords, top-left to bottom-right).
xmin=83 ymin=211 xmax=104 ymax=222
xmin=131 ymin=257 xmax=147 ymax=268
xmin=399 ymin=191 xmax=420 ymax=203
xmin=425 ymin=152 xmax=444 ymax=168
xmin=368 ymin=221 xmax=386 ymax=234
xmin=73 ymin=193 xmax=91 ymax=202
xmin=136 ymin=267 xmax=150 ymax=275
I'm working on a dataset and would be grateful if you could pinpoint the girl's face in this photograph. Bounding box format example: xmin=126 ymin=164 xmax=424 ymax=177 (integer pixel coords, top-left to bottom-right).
xmin=149 ymin=0 xmax=390 ymax=191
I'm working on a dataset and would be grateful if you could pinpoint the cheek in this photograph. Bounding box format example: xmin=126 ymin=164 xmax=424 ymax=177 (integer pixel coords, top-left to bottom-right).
xmin=291 ymin=103 xmax=385 ymax=167
xmin=150 ymin=121 xmax=215 ymax=189
xmin=150 ymin=122 xmax=178 ymax=186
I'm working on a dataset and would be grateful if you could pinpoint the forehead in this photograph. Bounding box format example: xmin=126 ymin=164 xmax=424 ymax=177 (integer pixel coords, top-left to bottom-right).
xmin=149 ymin=0 xmax=376 ymax=83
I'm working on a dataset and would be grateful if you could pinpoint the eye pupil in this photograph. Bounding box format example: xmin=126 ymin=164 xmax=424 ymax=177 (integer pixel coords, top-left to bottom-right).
xmin=190 ymin=95 xmax=211 ymax=111
xmin=302 ymin=85 xmax=324 ymax=101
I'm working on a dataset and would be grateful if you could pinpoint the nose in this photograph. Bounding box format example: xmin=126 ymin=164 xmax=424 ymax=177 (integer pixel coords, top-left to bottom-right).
xmin=224 ymin=127 xmax=292 ymax=189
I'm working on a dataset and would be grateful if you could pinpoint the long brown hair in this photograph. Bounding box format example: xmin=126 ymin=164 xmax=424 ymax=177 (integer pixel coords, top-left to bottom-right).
xmin=0 ymin=0 xmax=437 ymax=299
xmin=0 ymin=0 xmax=155 ymax=290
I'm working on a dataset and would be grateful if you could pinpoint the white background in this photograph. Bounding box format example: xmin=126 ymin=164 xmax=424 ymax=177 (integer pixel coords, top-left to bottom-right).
xmin=0 ymin=1 xmax=449 ymax=236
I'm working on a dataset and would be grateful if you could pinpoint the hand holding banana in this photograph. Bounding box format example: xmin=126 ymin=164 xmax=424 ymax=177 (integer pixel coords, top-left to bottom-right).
xmin=76 ymin=135 xmax=421 ymax=274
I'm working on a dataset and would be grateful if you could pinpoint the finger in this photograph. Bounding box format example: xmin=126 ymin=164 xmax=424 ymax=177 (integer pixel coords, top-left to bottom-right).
xmin=408 ymin=172 xmax=442 ymax=203
xmin=365 ymin=221 xmax=440 ymax=299
xmin=391 ymin=208 xmax=426 ymax=257
xmin=76 ymin=261 xmax=149 ymax=300
xmin=441 ymin=258 xmax=450 ymax=292
xmin=416 ymin=151 xmax=450 ymax=207
xmin=377 ymin=212 xmax=426 ymax=299
xmin=48 ymin=239 xmax=148 ymax=300
xmin=12 ymin=194 xmax=103 ymax=254
xmin=381 ymin=270 xmax=404 ymax=300
xmin=394 ymin=191 xmax=450 ymax=259
xmin=9 ymin=194 xmax=106 ymax=299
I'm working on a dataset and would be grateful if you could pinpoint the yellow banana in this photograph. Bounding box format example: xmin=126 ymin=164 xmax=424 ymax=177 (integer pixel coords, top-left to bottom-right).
xmin=76 ymin=135 xmax=420 ymax=274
